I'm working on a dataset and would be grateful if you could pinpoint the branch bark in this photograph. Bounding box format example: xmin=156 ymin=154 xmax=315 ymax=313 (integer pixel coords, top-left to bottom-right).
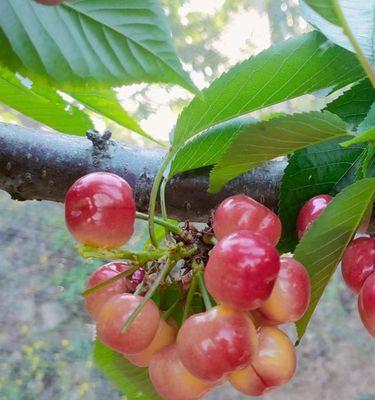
xmin=0 ymin=122 xmax=373 ymax=232
xmin=0 ymin=123 xmax=285 ymax=221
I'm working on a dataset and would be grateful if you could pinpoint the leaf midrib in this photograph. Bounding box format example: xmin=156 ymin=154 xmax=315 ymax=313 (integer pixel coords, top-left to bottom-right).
xmin=62 ymin=2 xmax=188 ymax=84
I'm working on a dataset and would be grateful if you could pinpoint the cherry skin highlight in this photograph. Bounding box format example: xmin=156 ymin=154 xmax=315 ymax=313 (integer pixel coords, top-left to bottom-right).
xmin=342 ymin=237 xmax=375 ymax=294
xmin=213 ymin=194 xmax=282 ymax=245
xmin=126 ymin=318 xmax=177 ymax=367
xmin=358 ymin=273 xmax=375 ymax=337
xmin=149 ymin=344 xmax=216 ymax=400
xmin=84 ymin=262 xmax=131 ymax=320
xmin=229 ymin=326 xmax=296 ymax=396
xmin=296 ymin=194 xmax=333 ymax=239
xmin=205 ymin=231 xmax=280 ymax=310
xmin=65 ymin=172 xmax=136 ymax=248
xmin=176 ymin=305 xmax=258 ymax=382
xmin=258 ymin=256 xmax=311 ymax=323
xmin=96 ymin=294 xmax=160 ymax=354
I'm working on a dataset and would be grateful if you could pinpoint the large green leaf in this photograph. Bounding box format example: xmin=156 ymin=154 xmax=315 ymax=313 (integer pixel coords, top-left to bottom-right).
xmin=64 ymin=86 xmax=162 ymax=145
xmin=325 ymin=79 xmax=375 ymax=130
xmin=93 ymin=340 xmax=162 ymax=400
xmin=172 ymin=31 xmax=363 ymax=149
xmin=278 ymin=137 xmax=366 ymax=253
xmin=168 ymin=115 xmax=256 ymax=178
xmin=0 ymin=65 xmax=92 ymax=135
xmin=301 ymin=1 xmax=375 ymax=65
xmin=295 ymin=178 xmax=375 ymax=342
xmin=341 ymin=126 xmax=375 ymax=146
xmin=358 ymin=102 xmax=375 ymax=132
xmin=0 ymin=0 xmax=196 ymax=92
xmin=209 ymin=111 xmax=349 ymax=192
xmin=303 ymin=0 xmax=339 ymax=25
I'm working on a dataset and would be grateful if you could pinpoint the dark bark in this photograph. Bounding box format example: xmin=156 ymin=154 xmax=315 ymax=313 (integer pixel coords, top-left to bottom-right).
xmin=0 ymin=123 xmax=285 ymax=221
xmin=1 ymin=122 xmax=374 ymax=231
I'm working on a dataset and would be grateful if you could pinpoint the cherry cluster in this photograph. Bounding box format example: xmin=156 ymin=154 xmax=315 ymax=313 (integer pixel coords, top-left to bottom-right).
xmin=63 ymin=171 xmax=371 ymax=400
xmin=342 ymin=237 xmax=375 ymax=336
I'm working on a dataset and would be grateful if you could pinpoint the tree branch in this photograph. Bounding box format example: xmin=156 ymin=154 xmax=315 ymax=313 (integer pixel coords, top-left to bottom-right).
xmin=0 ymin=122 xmax=372 ymax=231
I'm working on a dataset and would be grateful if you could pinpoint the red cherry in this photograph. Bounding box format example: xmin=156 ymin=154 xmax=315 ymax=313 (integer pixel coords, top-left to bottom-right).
xmin=149 ymin=344 xmax=216 ymax=400
xmin=213 ymin=195 xmax=282 ymax=245
xmin=296 ymin=194 xmax=332 ymax=239
xmin=358 ymin=273 xmax=375 ymax=337
xmin=342 ymin=237 xmax=375 ymax=294
xmin=176 ymin=305 xmax=258 ymax=382
xmin=65 ymin=172 xmax=136 ymax=248
xmin=126 ymin=319 xmax=176 ymax=367
xmin=35 ymin=0 xmax=66 ymax=5
xmin=258 ymin=256 xmax=311 ymax=323
xmin=84 ymin=262 xmax=131 ymax=320
xmin=96 ymin=294 xmax=160 ymax=354
xmin=204 ymin=231 xmax=280 ymax=310
xmin=126 ymin=268 xmax=146 ymax=293
xmin=229 ymin=326 xmax=296 ymax=396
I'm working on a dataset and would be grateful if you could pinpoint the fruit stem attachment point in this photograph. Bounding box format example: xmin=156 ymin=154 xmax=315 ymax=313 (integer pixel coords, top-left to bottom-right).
xmin=121 ymin=256 xmax=176 ymax=334
xmin=82 ymin=265 xmax=139 ymax=298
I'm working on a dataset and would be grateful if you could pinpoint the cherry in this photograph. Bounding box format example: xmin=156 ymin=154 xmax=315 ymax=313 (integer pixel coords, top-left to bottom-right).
xmin=176 ymin=305 xmax=258 ymax=382
xmin=149 ymin=344 xmax=215 ymax=400
xmin=213 ymin=195 xmax=282 ymax=245
xmin=296 ymin=194 xmax=332 ymax=239
xmin=204 ymin=231 xmax=280 ymax=310
xmin=126 ymin=268 xmax=146 ymax=293
xmin=358 ymin=273 xmax=375 ymax=337
xmin=229 ymin=326 xmax=296 ymax=396
xmin=96 ymin=294 xmax=160 ymax=354
xmin=341 ymin=237 xmax=375 ymax=294
xmin=65 ymin=172 xmax=136 ymax=248
xmin=126 ymin=318 xmax=176 ymax=367
xmin=84 ymin=262 xmax=131 ymax=320
xmin=258 ymin=256 xmax=311 ymax=323
xmin=35 ymin=0 xmax=66 ymax=4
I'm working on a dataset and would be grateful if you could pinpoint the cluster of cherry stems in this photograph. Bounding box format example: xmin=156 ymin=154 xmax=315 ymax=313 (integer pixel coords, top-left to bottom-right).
xmin=64 ymin=172 xmax=374 ymax=400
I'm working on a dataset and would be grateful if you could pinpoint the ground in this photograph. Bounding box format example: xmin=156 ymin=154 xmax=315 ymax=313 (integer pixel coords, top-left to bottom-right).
xmin=0 ymin=192 xmax=374 ymax=400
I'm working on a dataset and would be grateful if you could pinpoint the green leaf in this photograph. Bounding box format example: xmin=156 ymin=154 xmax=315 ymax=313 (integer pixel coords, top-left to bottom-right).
xmin=209 ymin=111 xmax=349 ymax=193
xmin=325 ymin=79 xmax=375 ymax=130
xmin=0 ymin=0 xmax=196 ymax=93
xmin=358 ymin=102 xmax=375 ymax=132
xmin=303 ymin=1 xmax=339 ymax=25
xmin=93 ymin=340 xmax=162 ymax=400
xmin=295 ymin=178 xmax=375 ymax=342
xmin=64 ymin=86 xmax=163 ymax=145
xmin=172 ymin=31 xmax=363 ymax=149
xmin=0 ymin=65 xmax=92 ymax=135
xmin=278 ymin=137 xmax=366 ymax=253
xmin=341 ymin=126 xmax=375 ymax=146
xmin=359 ymin=145 xmax=375 ymax=178
xmin=168 ymin=115 xmax=256 ymax=178
xmin=301 ymin=1 xmax=375 ymax=64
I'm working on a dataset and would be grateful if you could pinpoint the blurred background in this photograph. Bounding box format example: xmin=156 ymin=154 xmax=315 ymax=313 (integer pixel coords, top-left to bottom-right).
xmin=0 ymin=1 xmax=374 ymax=399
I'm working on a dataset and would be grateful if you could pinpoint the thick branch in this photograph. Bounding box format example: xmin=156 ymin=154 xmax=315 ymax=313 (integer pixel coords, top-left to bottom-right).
xmin=0 ymin=123 xmax=286 ymax=221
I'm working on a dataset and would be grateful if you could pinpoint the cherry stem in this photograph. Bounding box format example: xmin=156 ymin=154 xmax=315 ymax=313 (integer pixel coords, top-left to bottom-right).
xmin=82 ymin=265 xmax=139 ymax=298
xmin=196 ymin=270 xmax=212 ymax=310
xmin=121 ymin=257 xmax=176 ymax=334
xmin=134 ymin=280 xmax=145 ymax=296
xmin=162 ymin=298 xmax=181 ymax=320
xmin=160 ymin=178 xmax=172 ymax=241
xmin=77 ymin=244 xmax=167 ymax=264
xmin=135 ymin=211 xmax=182 ymax=236
xmin=182 ymin=274 xmax=198 ymax=322
xmin=148 ymin=150 xmax=176 ymax=247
